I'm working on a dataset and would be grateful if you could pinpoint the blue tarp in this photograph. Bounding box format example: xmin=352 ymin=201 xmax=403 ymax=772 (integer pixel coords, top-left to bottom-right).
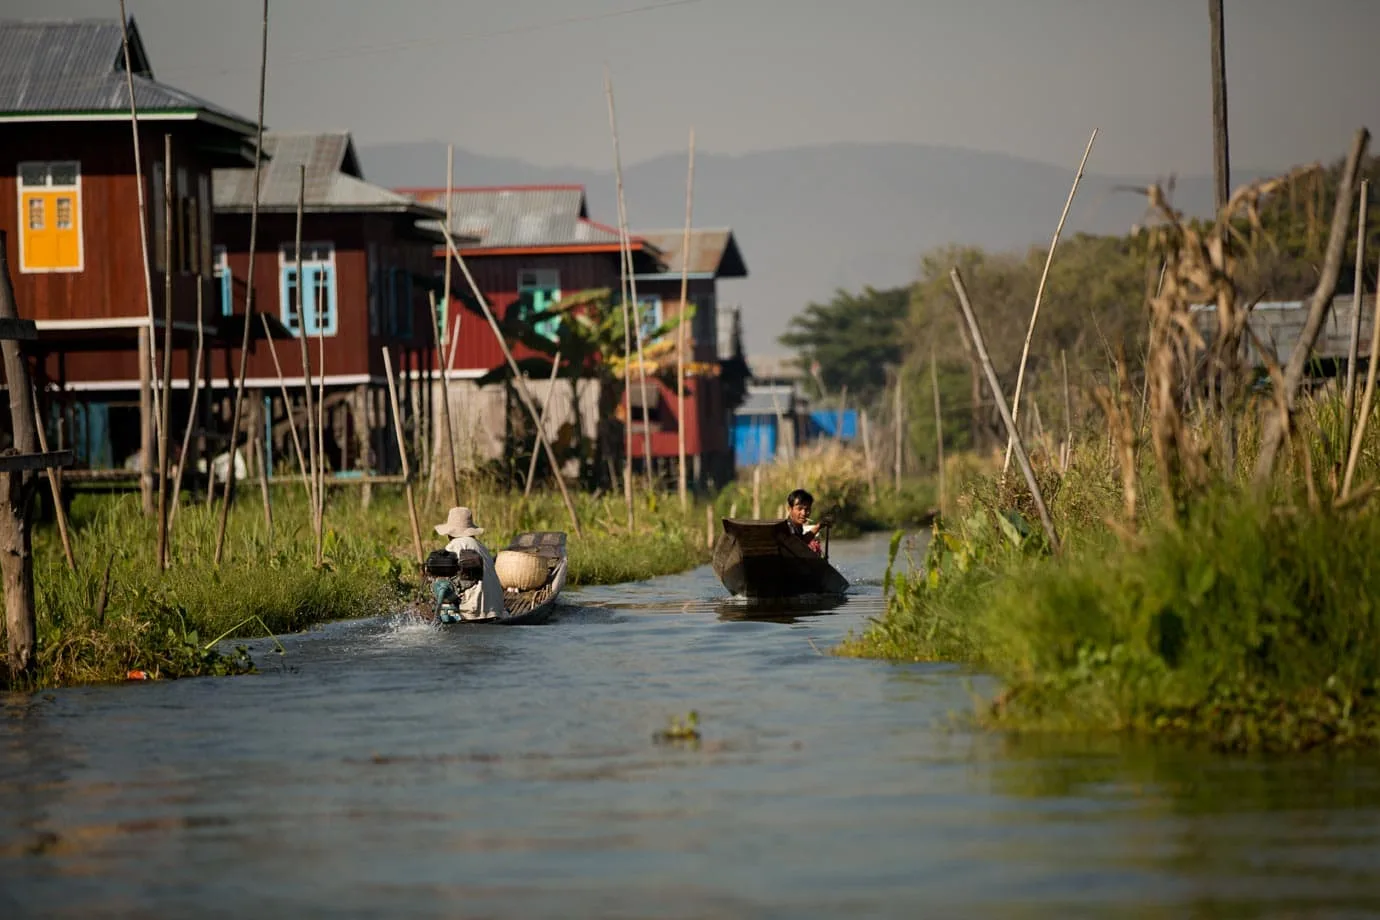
xmin=806 ymin=409 xmax=857 ymax=442
xmin=733 ymin=415 xmax=777 ymax=467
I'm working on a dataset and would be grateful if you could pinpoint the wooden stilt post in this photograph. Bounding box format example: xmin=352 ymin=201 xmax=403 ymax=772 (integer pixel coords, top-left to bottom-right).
xmin=383 ymin=347 xmax=425 ymax=565
xmin=352 ymin=386 xmax=373 ymax=510
xmin=258 ymin=314 xmax=312 ymax=503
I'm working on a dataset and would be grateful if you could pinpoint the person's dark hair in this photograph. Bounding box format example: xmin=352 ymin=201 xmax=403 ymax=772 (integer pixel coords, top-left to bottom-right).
xmin=786 ymin=488 xmax=814 ymax=509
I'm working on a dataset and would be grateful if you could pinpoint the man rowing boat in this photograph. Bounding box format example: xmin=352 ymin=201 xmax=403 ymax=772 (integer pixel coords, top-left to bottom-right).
xmin=784 ymin=488 xmax=830 ymax=556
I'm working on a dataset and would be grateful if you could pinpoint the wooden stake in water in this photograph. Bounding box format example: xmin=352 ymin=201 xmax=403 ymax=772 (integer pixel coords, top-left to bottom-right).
xmin=951 ymin=267 xmax=1060 ymax=553
xmin=383 ymin=347 xmax=425 ymax=566
xmin=214 ymin=0 xmax=269 ymax=565
xmin=1003 ymin=128 xmax=1097 ymax=480
xmin=706 ymin=502 xmax=714 ymax=550
xmin=676 ymin=128 xmax=696 ymax=511
xmin=604 ymin=67 xmax=642 ymax=518
xmin=292 ymin=164 xmax=320 ymax=544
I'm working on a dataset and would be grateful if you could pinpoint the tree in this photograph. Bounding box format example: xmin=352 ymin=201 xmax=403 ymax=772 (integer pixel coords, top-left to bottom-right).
xmin=779 ymin=285 xmax=910 ymax=405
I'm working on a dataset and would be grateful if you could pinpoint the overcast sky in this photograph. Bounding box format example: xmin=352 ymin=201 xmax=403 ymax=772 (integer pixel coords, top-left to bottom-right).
xmin=10 ymin=0 xmax=1380 ymax=176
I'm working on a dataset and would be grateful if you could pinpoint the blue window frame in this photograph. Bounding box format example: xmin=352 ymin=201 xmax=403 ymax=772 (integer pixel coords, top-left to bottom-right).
xmin=213 ymin=245 xmax=232 ymax=316
xmin=387 ymin=267 xmax=414 ymax=338
xmin=637 ymin=293 xmax=663 ymax=342
xmin=279 ymin=243 xmax=337 ymax=336
xmin=518 ymin=269 xmax=561 ymax=342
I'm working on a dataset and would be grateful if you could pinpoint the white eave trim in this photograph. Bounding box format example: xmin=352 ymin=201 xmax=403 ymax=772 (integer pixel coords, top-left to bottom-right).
xmin=632 ymin=271 xmax=716 ymax=281
xmin=35 ymin=317 xmax=214 ymax=334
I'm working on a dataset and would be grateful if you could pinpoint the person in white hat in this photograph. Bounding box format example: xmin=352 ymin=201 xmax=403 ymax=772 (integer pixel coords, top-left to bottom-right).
xmin=434 ymin=506 xmax=505 ymax=620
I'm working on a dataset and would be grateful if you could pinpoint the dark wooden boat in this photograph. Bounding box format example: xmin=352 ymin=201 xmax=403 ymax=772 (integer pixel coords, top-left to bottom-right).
xmin=420 ymin=531 xmax=567 ymax=626
xmin=711 ymin=518 xmax=849 ymax=599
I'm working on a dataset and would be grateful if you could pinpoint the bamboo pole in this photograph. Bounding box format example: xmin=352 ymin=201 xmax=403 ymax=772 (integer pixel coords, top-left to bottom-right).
xmin=139 ymin=328 xmax=154 ymax=516
xmin=676 ymin=128 xmax=696 ymax=510
xmin=156 ymin=134 xmax=174 ymax=570
xmin=951 ymin=267 xmax=1060 ymax=553
xmin=1060 ymin=348 xmax=1072 ymax=472
xmin=603 ymin=71 xmax=638 ymax=520
xmin=604 ymin=68 xmax=655 ymax=493
xmin=1344 ymin=179 xmax=1369 ymax=454
xmin=1254 ymin=128 xmax=1370 ymax=487
xmin=523 ymin=352 xmax=563 ymax=500
xmin=253 ymin=394 xmax=273 ymax=537
xmin=383 ymin=347 xmax=425 ymax=566
xmin=930 ymin=344 xmax=945 ymax=510
xmin=30 ymin=389 xmax=75 ymax=572
xmin=213 ymin=0 xmax=269 ymax=565
xmin=0 ymin=233 xmax=39 ymax=678
xmin=117 ymin=1 xmax=162 ymax=443
xmin=168 ymin=280 xmax=207 ymax=532
xmin=440 ymin=227 xmax=583 ymax=537
xmin=1209 ymin=0 xmax=1230 ymax=212
xmin=705 ymin=502 xmax=714 ymax=550
xmin=438 ymin=147 xmax=462 ymax=507
xmin=893 ymin=370 xmax=903 ymax=491
xmin=1342 ymin=250 xmax=1380 ymax=499
xmin=1003 ymin=128 xmax=1097 ymax=479
xmin=752 ymin=466 xmax=761 ymax=519
xmin=258 ymin=314 xmax=312 ymax=503
xmin=314 ymin=267 xmax=326 ymax=566
xmin=428 ymin=290 xmax=461 ymax=507
xmin=292 ymin=164 xmax=319 ymax=543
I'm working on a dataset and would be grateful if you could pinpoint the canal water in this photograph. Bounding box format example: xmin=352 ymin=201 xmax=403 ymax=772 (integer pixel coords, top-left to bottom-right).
xmin=4 ymin=532 xmax=1380 ymax=918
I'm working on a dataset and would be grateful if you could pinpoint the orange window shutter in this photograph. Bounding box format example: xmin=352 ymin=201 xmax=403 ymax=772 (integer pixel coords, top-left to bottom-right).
xmin=21 ymin=192 xmax=54 ymax=270
xmin=55 ymin=194 xmax=81 ymax=269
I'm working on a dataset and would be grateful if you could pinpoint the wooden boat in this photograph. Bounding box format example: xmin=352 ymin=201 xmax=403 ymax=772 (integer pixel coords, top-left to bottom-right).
xmin=711 ymin=518 xmax=849 ymax=599
xmin=423 ymin=531 xmax=567 ymax=625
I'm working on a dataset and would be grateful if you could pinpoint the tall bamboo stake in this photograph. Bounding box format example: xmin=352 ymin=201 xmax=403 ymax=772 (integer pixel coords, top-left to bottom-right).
xmin=438 ymin=147 xmax=462 ymax=507
xmin=1060 ymin=348 xmax=1072 ymax=472
xmin=1342 ymin=250 xmax=1380 ymax=499
xmin=676 ymin=127 xmax=696 ymax=510
xmin=292 ymin=164 xmax=319 ymax=541
xmin=168 ymin=280 xmax=207 ymax=532
xmin=752 ymin=465 xmax=761 ymax=519
xmin=314 ymin=274 xmax=327 ymax=566
xmin=601 ymin=67 xmax=643 ymax=518
xmin=1209 ymin=0 xmax=1230 ymax=212
xmin=930 ymin=344 xmax=945 ymax=510
xmin=860 ymin=409 xmax=877 ymax=503
xmin=523 ymin=352 xmax=563 ymax=500
xmin=951 ymin=267 xmax=1060 ymax=553
xmin=117 ymin=1 xmax=162 ymax=442
xmin=440 ymin=226 xmax=582 ymax=536
xmin=258 ymin=314 xmax=312 ymax=503
xmin=1344 ymin=179 xmax=1369 ymax=454
xmin=30 ymin=389 xmax=75 ymax=572
xmin=253 ymin=395 xmax=272 ymax=537
xmin=156 ymin=134 xmax=174 ymax=570
xmin=383 ymin=347 xmax=425 ymax=566
xmin=428 ymin=290 xmax=461 ymax=506
xmin=893 ymin=370 xmax=903 ymax=491
xmin=213 ymin=0 xmax=269 ymax=565
xmin=1003 ymin=128 xmax=1097 ymax=479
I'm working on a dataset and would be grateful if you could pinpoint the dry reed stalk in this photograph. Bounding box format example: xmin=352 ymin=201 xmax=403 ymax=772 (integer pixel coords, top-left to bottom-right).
xmin=1342 ymin=251 xmax=1380 ymax=499
xmin=523 ymin=352 xmax=562 ymax=500
xmin=156 ymin=134 xmax=173 ymax=570
xmin=1003 ymin=128 xmax=1097 ymax=479
xmin=383 ymin=347 xmax=425 ymax=566
xmin=950 ymin=267 xmax=1061 ymax=553
xmin=1344 ymin=179 xmax=1370 ymax=455
xmin=1094 ymin=348 xmax=1138 ymax=530
xmin=1254 ymin=129 xmax=1371 ymax=487
xmin=440 ymin=226 xmax=583 ymax=536
xmin=213 ymin=0 xmax=269 ymax=565
xmin=117 ymin=2 xmax=163 ymax=442
xmin=676 ymin=128 xmax=696 ymax=511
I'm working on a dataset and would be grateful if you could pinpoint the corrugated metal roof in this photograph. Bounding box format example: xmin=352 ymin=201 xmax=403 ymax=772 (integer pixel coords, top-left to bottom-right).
xmin=635 ymin=228 xmax=747 ymax=277
xmin=403 ymin=186 xmax=629 ymax=248
xmin=0 ymin=18 xmax=253 ymax=130
xmin=736 ymin=384 xmax=802 ymax=416
xmin=214 ymin=132 xmax=442 ymax=216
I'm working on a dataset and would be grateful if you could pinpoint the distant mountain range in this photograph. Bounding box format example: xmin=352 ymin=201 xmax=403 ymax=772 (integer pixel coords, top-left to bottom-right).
xmin=359 ymin=140 xmax=1270 ymax=355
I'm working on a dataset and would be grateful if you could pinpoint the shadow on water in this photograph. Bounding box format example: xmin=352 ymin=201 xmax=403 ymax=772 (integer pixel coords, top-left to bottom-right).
xmin=5 ymin=529 xmax=1380 ymax=917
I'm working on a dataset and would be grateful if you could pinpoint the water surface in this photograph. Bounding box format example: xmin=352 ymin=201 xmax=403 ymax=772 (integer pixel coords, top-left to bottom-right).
xmin=4 ymin=532 xmax=1380 ymax=918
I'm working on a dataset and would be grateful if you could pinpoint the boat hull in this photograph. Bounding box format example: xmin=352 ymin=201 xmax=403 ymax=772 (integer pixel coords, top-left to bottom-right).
xmin=711 ymin=518 xmax=849 ymax=599
xmin=432 ymin=531 xmax=567 ymax=625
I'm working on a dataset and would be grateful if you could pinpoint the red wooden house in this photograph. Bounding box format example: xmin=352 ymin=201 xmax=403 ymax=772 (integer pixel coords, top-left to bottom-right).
xmin=0 ymin=17 xmax=261 ymax=486
xmin=213 ymin=132 xmax=447 ymax=479
xmin=631 ymin=228 xmax=748 ymax=486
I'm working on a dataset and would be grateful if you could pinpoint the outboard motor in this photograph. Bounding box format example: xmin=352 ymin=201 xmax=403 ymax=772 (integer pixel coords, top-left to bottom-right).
xmin=424 ymin=549 xmax=486 ymax=622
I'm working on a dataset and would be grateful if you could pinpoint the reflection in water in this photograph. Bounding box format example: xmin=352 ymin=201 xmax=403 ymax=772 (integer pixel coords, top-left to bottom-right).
xmin=2 ymin=531 xmax=1380 ymax=918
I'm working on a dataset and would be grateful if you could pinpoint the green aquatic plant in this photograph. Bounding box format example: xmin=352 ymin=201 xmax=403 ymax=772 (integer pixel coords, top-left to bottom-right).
xmin=654 ymin=710 xmax=702 ymax=743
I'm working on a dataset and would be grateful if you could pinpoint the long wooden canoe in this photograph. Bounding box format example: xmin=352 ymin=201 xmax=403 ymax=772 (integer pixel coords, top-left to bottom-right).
xmin=711 ymin=518 xmax=850 ymax=599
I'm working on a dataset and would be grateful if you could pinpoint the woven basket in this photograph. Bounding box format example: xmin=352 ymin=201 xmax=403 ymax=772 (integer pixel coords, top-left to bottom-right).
xmin=494 ymin=550 xmax=547 ymax=591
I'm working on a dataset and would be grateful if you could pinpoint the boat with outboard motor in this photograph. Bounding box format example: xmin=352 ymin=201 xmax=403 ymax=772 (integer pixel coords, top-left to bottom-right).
xmin=421 ymin=531 xmax=568 ymax=625
xmin=711 ymin=518 xmax=849 ymax=599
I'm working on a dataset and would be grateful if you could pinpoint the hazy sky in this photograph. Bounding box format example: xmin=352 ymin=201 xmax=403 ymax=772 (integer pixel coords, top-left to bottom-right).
xmin=11 ymin=0 xmax=1380 ymax=177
